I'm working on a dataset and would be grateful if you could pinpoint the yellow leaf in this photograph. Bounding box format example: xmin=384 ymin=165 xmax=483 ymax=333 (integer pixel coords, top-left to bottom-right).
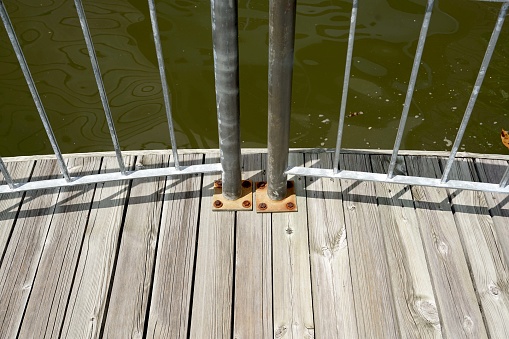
xmin=502 ymin=129 xmax=509 ymax=149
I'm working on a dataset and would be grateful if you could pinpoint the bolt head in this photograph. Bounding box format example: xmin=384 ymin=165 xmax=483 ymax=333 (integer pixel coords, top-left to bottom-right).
xmin=286 ymin=202 xmax=295 ymax=210
xmin=242 ymin=200 xmax=251 ymax=208
xmin=242 ymin=180 xmax=251 ymax=188
xmin=257 ymin=182 xmax=267 ymax=189
xmin=258 ymin=202 xmax=268 ymax=210
xmin=213 ymin=200 xmax=223 ymax=208
xmin=215 ymin=180 xmax=222 ymax=188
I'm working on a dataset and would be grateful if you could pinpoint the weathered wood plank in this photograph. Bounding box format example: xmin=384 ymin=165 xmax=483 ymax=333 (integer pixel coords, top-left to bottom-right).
xmin=145 ymin=154 xmax=203 ymax=338
xmin=340 ymin=153 xmax=399 ymax=338
xmin=233 ymin=153 xmax=272 ymax=339
xmin=0 ymin=160 xmax=34 ymax=261
xmin=304 ymin=152 xmax=357 ymax=338
xmin=371 ymin=155 xmax=442 ymax=339
xmin=16 ymin=157 xmax=101 ymax=339
xmin=443 ymin=158 xmax=509 ymax=338
xmin=0 ymin=159 xmax=62 ymax=338
xmin=60 ymin=156 xmax=134 ymax=339
xmin=406 ymin=156 xmax=488 ymax=338
xmin=189 ymin=153 xmax=235 ymax=339
xmin=475 ymin=159 xmax=509 ymax=268
xmin=272 ymin=153 xmax=314 ymax=339
xmin=102 ymin=154 xmax=167 ymax=338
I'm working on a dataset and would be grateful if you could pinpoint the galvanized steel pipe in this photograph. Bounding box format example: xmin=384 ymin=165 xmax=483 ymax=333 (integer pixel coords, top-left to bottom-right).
xmin=74 ymin=0 xmax=127 ymax=174
xmin=0 ymin=1 xmax=71 ymax=181
xmin=441 ymin=2 xmax=508 ymax=183
xmin=210 ymin=0 xmax=242 ymax=200
xmin=267 ymin=0 xmax=297 ymax=201
xmin=333 ymin=0 xmax=358 ymax=174
xmin=148 ymin=0 xmax=180 ymax=170
xmin=0 ymin=157 xmax=14 ymax=189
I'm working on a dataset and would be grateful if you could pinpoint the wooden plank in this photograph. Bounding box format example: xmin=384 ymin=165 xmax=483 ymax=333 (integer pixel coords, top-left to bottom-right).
xmin=272 ymin=153 xmax=314 ymax=338
xmin=0 ymin=160 xmax=34 ymax=260
xmin=233 ymin=153 xmax=272 ymax=338
xmin=145 ymin=154 xmax=203 ymax=338
xmin=371 ymin=155 xmax=442 ymax=339
xmin=443 ymin=158 xmax=509 ymax=338
xmin=304 ymin=152 xmax=358 ymax=338
xmin=189 ymin=153 xmax=235 ymax=339
xmin=0 ymin=159 xmax=62 ymax=338
xmin=102 ymin=154 xmax=167 ymax=338
xmin=17 ymin=157 xmax=101 ymax=338
xmin=475 ymin=159 xmax=509 ymax=268
xmin=406 ymin=156 xmax=488 ymax=338
xmin=60 ymin=156 xmax=134 ymax=339
xmin=340 ymin=153 xmax=399 ymax=338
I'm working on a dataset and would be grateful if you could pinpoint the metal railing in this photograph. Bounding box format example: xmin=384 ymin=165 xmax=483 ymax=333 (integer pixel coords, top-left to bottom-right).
xmin=1 ymin=0 xmax=509 ymax=196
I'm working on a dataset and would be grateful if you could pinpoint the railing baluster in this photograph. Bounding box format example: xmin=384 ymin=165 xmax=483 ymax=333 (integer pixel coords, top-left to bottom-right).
xmin=387 ymin=0 xmax=434 ymax=179
xmin=74 ymin=0 xmax=126 ymax=174
xmin=500 ymin=164 xmax=509 ymax=188
xmin=441 ymin=2 xmax=508 ymax=183
xmin=333 ymin=0 xmax=358 ymax=174
xmin=0 ymin=1 xmax=70 ymax=181
xmin=210 ymin=0 xmax=242 ymax=199
xmin=148 ymin=0 xmax=180 ymax=171
xmin=0 ymin=157 xmax=15 ymax=189
xmin=267 ymin=0 xmax=297 ymax=201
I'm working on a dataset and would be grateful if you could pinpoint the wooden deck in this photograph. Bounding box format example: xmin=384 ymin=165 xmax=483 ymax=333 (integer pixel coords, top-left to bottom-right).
xmin=1 ymin=150 xmax=509 ymax=338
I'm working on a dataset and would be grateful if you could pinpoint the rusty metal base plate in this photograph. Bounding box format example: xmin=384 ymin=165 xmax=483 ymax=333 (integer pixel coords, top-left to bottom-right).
xmin=255 ymin=181 xmax=297 ymax=213
xmin=212 ymin=180 xmax=253 ymax=211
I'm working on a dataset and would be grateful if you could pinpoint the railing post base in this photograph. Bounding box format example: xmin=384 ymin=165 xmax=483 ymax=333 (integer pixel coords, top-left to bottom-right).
xmin=212 ymin=180 xmax=253 ymax=211
xmin=255 ymin=181 xmax=298 ymax=213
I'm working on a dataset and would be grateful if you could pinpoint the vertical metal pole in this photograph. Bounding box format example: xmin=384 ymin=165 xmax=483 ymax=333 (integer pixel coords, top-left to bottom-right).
xmin=441 ymin=2 xmax=508 ymax=183
xmin=148 ymin=0 xmax=180 ymax=170
xmin=74 ymin=0 xmax=126 ymax=174
xmin=333 ymin=0 xmax=358 ymax=174
xmin=0 ymin=157 xmax=15 ymax=189
xmin=210 ymin=0 xmax=242 ymax=200
xmin=387 ymin=0 xmax=434 ymax=179
xmin=0 ymin=1 xmax=71 ymax=181
xmin=267 ymin=0 xmax=297 ymax=201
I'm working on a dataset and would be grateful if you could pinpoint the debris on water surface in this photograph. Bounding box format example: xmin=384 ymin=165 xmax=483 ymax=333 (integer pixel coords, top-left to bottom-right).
xmin=347 ymin=111 xmax=364 ymax=118
xmin=502 ymin=129 xmax=509 ymax=149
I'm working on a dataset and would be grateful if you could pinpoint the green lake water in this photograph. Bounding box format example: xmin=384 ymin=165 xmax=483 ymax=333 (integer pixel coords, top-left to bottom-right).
xmin=1 ymin=0 xmax=508 ymax=156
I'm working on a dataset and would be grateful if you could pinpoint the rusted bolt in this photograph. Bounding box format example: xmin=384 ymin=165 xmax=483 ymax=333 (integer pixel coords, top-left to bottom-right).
xmin=215 ymin=180 xmax=222 ymax=188
xmin=242 ymin=200 xmax=251 ymax=208
xmin=286 ymin=202 xmax=295 ymax=210
xmin=257 ymin=181 xmax=267 ymax=189
xmin=213 ymin=200 xmax=223 ymax=208
xmin=242 ymin=180 xmax=251 ymax=188
xmin=258 ymin=202 xmax=268 ymax=210
xmin=287 ymin=181 xmax=294 ymax=189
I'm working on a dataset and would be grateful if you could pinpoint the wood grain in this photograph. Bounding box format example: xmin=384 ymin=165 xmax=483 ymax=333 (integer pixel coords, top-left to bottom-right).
xmin=189 ymin=153 xmax=236 ymax=339
xmin=406 ymin=156 xmax=488 ymax=338
xmin=15 ymin=157 xmax=100 ymax=338
xmin=145 ymin=154 xmax=203 ymax=338
xmin=60 ymin=156 xmax=134 ymax=339
xmin=443 ymin=157 xmax=509 ymax=338
xmin=371 ymin=155 xmax=442 ymax=339
xmin=0 ymin=159 xmax=62 ymax=338
xmin=305 ymin=152 xmax=358 ymax=338
xmin=0 ymin=160 xmax=34 ymax=261
xmin=340 ymin=153 xmax=399 ymax=338
xmin=272 ymin=153 xmax=315 ymax=339
xmin=475 ymin=159 xmax=509 ymax=268
xmin=102 ymin=154 xmax=167 ymax=338
xmin=233 ymin=153 xmax=272 ymax=338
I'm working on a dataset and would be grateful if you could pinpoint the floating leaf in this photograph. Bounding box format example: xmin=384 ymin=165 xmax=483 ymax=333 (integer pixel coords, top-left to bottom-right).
xmin=502 ymin=129 xmax=509 ymax=149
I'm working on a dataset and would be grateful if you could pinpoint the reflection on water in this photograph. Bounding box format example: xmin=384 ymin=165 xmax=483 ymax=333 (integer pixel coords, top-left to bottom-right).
xmin=0 ymin=0 xmax=508 ymax=156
